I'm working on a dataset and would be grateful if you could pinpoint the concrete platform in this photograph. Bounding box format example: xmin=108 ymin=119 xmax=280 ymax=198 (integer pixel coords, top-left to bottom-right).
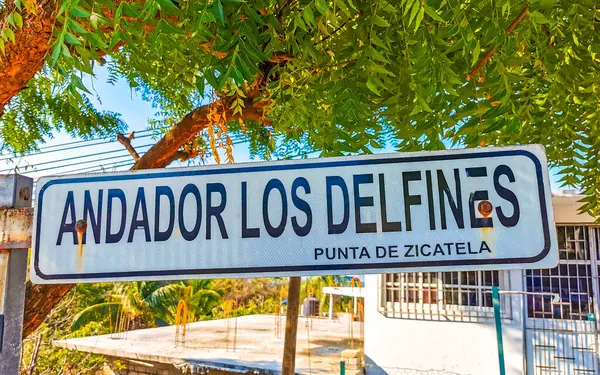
xmin=54 ymin=314 xmax=364 ymax=374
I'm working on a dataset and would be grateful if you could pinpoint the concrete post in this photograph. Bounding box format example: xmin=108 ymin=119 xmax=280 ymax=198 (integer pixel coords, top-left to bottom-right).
xmin=329 ymin=294 xmax=334 ymax=320
xmin=0 ymin=175 xmax=33 ymax=375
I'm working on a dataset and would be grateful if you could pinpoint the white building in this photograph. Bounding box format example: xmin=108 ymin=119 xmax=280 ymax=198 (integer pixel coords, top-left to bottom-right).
xmin=364 ymin=193 xmax=600 ymax=374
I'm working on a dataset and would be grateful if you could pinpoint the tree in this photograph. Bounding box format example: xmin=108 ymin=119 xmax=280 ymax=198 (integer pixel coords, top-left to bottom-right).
xmin=4 ymin=0 xmax=598 ymax=343
xmin=71 ymin=280 xmax=222 ymax=329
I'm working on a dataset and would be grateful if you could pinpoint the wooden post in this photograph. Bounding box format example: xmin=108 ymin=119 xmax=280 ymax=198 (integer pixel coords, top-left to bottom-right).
xmin=282 ymin=276 xmax=301 ymax=375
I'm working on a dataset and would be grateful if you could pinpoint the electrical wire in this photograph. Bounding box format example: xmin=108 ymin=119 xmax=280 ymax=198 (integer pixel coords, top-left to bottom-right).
xmin=0 ymin=126 xmax=169 ymax=157
xmin=1 ymin=133 xmax=246 ymax=174
xmin=63 ymin=160 xmax=138 ymax=175
xmin=0 ymin=134 xmax=155 ymax=162
xmin=40 ymin=136 xmax=248 ymax=175
xmin=0 ymin=144 xmax=154 ymax=173
xmin=26 ymin=153 xmax=144 ymax=174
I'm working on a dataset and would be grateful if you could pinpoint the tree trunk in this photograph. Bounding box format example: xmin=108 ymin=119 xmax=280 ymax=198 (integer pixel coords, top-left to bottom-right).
xmin=22 ymin=100 xmax=266 ymax=338
xmin=21 ymin=283 xmax=72 ymax=338
xmin=0 ymin=0 xmax=57 ymax=116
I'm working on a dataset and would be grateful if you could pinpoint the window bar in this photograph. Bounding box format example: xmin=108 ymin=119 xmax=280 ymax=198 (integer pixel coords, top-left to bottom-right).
xmin=588 ymin=227 xmax=600 ymax=348
xmin=476 ymin=271 xmax=486 ymax=320
xmin=400 ymin=273 xmax=405 ymax=317
xmin=418 ymin=272 xmax=424 ymax=320
xmin=437 ymin=271 xmax=443 ymax=321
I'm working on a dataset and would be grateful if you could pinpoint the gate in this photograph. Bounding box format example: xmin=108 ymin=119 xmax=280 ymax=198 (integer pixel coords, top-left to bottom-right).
xmin=495 ymin=226 xmax=600 ymax=374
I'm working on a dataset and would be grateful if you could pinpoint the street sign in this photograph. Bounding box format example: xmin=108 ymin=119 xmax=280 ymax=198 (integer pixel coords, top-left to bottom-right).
xmin=31 ymin=145 xmax=557 ymax=284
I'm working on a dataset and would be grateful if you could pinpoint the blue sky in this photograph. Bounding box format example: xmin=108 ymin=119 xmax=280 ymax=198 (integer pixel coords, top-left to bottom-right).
xmin=0 ymin=66 xmax=565 ymax=191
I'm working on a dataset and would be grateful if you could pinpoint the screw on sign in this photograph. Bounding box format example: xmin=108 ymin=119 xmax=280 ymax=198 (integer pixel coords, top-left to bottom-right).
xmin=478 ymin=200 xmax=494 ymax=218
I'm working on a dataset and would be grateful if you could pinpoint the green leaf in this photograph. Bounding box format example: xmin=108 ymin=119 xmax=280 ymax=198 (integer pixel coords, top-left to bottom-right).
xmin=408 ymin=1 xmax=420 ymax=27
xmin=419 ymin=97 xmax=432 ymax=112
xmin=370 ymin=31 xmax=389 ymax=50
xmin=413 ymin=6 xmax=424 ymax=32
xmin=294 ymin=14 xmax=308 ymax=32
xmin=156 ymin=0 xmax=180 ymax=10
xmin=71 ymin=75 xmax=91 ymax=94
xmin=303 ymin=7 xmax=315 ymax=26
xmin=213 ymin=0 xmax=224 ymax=24
xmin=404 ymin=0 xmax=417 ymax=16
xmin=50 ymin=42 xmax=63 ymax=68
xmin=7 ymin=13 xmax=15 ymax=27
xmin=369 ymin=62 xmax=396 ymax=76
xmin=196 ymin=77 xmax=206 ymax=94
xmin=372 ymin=15 xmax=390 ymax=28
xmin=529 ymin=11 xmax=551 ymax=25
xmin=369 ymin=47 xmax=390 ymax=63
xmin=424 ymin=5 xmax=445 ymax=22
xmin=90 ymin=13 xmax=100 ymax=29
xmin=65 ymin=32 xmax=82 ymax=45
xmin=114 ymin=3 xmax=124 ymax=25
xmin=315 ymin=0 xmax=328 ymax=15
xmin=70 ymin=6 xmax=92 ymax=18
xmin=68 ymin=19 xmax=89 ymax=34
xmin=61 ymin=43 xmax=72 ymax=59
xmin=472 ymin=40 xmax=480 ymax=66
xmin=2 ymin=28 xmax=15 ymax=43
xmin=366 ymin=77 xmax=381 ymax=95
xmin=13 ymin=12 xmax=23 ymax=28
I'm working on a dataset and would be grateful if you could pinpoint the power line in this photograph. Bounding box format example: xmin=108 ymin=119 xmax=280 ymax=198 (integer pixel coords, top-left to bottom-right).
xmin=0 ymin=134 xmax=155 ymax=162
xmin=0 ymin=144 xmax=155 ymax=173
xmin=27 ymin=137 xmax=252 ymax=190
xmin=0 ymin=126 xmax=169 ymax=156
xmin=77 ymin=160 xmax=137 ymax=174
xmin=26 ymin=153 xmax=142 ymax=174
xmin=51 ymin=136 xmax=249 ymax=175
xmin=1 ymin=132 xmax=246 ymax=166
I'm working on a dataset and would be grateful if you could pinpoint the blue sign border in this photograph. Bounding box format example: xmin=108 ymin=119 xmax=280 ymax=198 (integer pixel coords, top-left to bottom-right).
xmin=34 ymin=149 xmax=551 ymax=281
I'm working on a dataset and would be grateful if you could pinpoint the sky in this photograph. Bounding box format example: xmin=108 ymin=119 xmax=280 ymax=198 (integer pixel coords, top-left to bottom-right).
xmin=0 ymin=66 xmax=566 ymax=192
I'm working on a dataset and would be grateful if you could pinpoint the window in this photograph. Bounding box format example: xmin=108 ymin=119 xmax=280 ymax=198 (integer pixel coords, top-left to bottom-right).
xmin=380 ymin=270 xmax=507 ymax=322
xmin=525 ymin=225 xmax=596 ymax=320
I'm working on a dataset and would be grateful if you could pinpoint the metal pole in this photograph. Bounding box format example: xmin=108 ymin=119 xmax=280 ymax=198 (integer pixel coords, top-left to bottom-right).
xmin=329 ymin=293 xmax=334 ymax=320
xmin=340 ymin=360 xmax=346 ymax=375
xmin=492 ymin=286 xmax=506 ymax=375
xmin=282 ymin=276 xmax=301 ymax=375
xmin=0 ymin=175 xmax=33 ymax=375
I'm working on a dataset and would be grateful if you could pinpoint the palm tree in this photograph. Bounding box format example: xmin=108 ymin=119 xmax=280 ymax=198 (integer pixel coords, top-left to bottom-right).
xmin=159 ymin=280 xmax=222 ymax=325
xmin=72 ymin=280 xmax=221 ymax=331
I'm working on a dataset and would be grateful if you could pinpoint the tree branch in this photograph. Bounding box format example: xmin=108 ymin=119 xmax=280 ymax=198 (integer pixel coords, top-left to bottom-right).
xmin=132 ymin=97 xmax=266 ymax=170
xmin=466 ymin=7 xmax=529 ymax=81
xmin=117 ymin=132 xmax=140 ymax=161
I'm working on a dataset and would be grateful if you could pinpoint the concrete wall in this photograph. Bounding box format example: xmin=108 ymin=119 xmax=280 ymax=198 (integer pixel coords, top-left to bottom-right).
xmin=106 ymin=359 xmax=175 ymax=375
xmin=364 ymin=272 xmax=526 ymax=375
xmin=105 ymin=358 xmax=280 ymax=375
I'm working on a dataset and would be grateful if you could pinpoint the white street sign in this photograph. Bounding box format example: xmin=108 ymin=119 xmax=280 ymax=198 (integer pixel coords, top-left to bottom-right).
xmin=31 ymin=145 xmax=558 ymax=284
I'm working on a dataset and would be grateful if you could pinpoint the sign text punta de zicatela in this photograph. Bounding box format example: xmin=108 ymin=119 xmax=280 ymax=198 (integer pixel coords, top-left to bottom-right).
xmin=31 ymin=145 xmax=558 ymax=283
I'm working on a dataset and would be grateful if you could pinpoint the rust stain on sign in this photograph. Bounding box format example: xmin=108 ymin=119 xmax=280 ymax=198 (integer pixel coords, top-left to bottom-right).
xmin=75 ymin=220 xmax=88 ymax=272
